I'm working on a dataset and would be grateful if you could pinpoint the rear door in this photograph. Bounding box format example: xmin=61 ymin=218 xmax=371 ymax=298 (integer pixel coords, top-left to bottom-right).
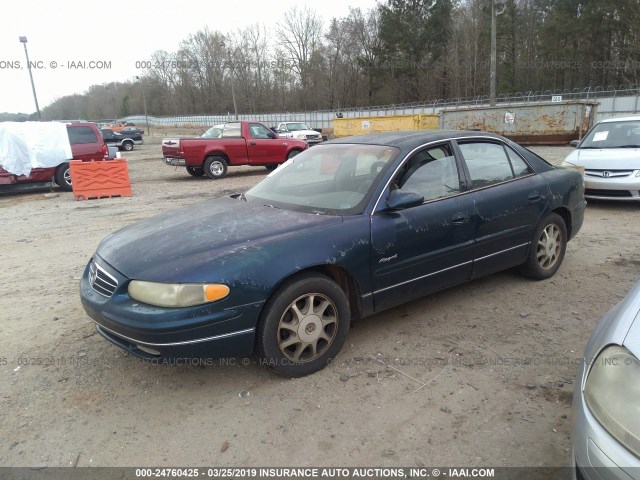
xmin=370 ymin=142 xmax=475 ymax=311
xmin=246 ymin=123 xmax=287 ymax=164
xmin=453 ymin=139 xmax=549 ymax=278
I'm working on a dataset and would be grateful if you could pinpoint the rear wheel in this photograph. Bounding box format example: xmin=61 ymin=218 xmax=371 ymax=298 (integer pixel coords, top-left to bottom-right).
xmin=520 ymin=213 xmax=567 ymax=280
xmin=204 ymin=156 xmax=228 ymax=179
xmin=186 ymin=166 xmax=205 ymax=177
xmin=256 ymin=273 xmax=350 ymax=377
xmin=54 ymin=163 xmax=72 ymax=191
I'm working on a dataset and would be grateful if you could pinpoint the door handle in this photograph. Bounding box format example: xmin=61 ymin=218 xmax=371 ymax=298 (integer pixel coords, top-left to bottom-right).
xmin=528 ymin=192 xmax=542 ymax=203
xmin=249 ymin=142 xmax=257 ymax=146
xmin=452 ymin=213 xmax=471 ymax=225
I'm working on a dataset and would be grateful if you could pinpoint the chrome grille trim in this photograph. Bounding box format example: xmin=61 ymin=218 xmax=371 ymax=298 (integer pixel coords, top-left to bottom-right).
xmin=89 ymin=261 xmax=118 ymax=297
xmin=584 ymin=169 xmax=633 ymax=178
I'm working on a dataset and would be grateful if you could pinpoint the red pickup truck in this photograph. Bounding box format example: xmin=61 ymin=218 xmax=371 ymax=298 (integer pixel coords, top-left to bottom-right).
xmin=162 ymin=121 xmax=309 ymax=179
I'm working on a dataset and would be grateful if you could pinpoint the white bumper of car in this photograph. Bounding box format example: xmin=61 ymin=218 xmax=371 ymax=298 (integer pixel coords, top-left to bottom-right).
xmin=582 ymin=172 xmax=640 ymax=201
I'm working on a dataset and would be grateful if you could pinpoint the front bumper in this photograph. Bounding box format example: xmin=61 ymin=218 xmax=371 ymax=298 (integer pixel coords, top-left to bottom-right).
xmin=584 ymin=176 xmax=640 ymax=201
xmin=164 ymin=157 xmax=186 ymax=167
xmin=80 ymin=257 xmax=260 ymax=360
xmin=572 ymin=358 xmax=640 ymax=480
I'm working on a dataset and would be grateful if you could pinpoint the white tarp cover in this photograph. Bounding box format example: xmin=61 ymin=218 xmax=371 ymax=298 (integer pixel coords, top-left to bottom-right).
xmin=0 ymin=121 xmax=73 ymax=177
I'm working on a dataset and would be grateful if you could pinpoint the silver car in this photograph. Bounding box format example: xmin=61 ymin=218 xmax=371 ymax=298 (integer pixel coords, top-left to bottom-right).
xmin=572 ymin=279 xmax=640 ymax=479
xmin=563 ymin=116 xmax=640 ymax=201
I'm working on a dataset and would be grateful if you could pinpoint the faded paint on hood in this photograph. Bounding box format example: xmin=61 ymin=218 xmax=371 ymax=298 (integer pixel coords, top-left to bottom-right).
xmin=96 ymin=196 xmax=343 ymax=281
xmin=565 ymin=148 xmax=640 ymax=170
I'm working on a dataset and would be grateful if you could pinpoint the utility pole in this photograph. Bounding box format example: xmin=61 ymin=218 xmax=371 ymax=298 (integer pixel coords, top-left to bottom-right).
xmin=136 ymin=76 xmax=150 ymax=135
xmin=490 ymin=1 xmax=497 ymax=106
xmin=19 ymin=36 xmax=41 ymax=120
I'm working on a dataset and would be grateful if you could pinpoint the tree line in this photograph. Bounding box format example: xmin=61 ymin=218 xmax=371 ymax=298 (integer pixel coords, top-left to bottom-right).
xmin=11 ymin=0 xmax=640 ymax=121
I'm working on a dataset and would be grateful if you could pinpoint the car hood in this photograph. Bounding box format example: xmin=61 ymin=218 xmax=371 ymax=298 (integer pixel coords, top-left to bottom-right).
xmin=565 ymin=148 xmax=640 ymax=169
xmin=95 ymin=196 xmax=343 ymax=281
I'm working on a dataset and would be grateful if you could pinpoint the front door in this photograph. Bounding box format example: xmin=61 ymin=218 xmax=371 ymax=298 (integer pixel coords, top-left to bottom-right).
xmin=246 ymin=123 xmax=287 ymax=164
xmin=370 ymin=143 xmax=475 ymax=312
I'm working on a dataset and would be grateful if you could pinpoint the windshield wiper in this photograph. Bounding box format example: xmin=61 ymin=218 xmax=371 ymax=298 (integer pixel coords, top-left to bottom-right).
xmin=619 ymin=145 xmax=640 ymax=148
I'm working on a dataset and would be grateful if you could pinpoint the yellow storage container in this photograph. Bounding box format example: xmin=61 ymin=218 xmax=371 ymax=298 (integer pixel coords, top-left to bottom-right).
xmin=333 ymin=114 xmax=438 ymax=138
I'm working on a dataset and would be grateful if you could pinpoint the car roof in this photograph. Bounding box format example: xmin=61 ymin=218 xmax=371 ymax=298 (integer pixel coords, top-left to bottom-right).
xmin=598 ymin=116 xmax=640 ymax=124
xmin=326 ymin=130 xmax=504 ymax=149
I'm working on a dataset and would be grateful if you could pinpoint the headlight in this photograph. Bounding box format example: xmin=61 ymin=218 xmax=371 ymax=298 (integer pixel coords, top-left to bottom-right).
xmin=128 ymin=281 xmax=230 ymax=308
xmin=584 ymin=345 xmax=640 ymax=456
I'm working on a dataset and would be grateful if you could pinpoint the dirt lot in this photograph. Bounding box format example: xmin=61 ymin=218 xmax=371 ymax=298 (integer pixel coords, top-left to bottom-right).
xmin=0 ymin=144 xmax=638 ymax=469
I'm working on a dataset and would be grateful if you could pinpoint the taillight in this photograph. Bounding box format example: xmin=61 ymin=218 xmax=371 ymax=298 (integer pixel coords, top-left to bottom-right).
xmin=102 ymin=143 xmax=108 ymax=158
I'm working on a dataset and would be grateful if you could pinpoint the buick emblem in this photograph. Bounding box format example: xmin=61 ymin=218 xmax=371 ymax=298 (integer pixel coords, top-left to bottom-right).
xmin=602 ymin=171 xmax=610 ymax=177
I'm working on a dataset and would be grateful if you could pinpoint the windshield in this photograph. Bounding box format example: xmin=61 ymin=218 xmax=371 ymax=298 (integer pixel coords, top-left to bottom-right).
xmin=580 ymin=120 xmax=640 ymax=148
xmin=245 ymin=144 xmax=400 ymax=215
xmin=202 ymin=125 xmax=224 ymax=138
xmin=285 ymin=123 xmax=310 ymax=131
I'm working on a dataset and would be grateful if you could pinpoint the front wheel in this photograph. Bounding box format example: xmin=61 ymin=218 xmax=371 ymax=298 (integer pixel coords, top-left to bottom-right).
xmin=54 ymin=163 xmax=72 ymax=191
xmin=265 ymin=164 xmax=278 ymax=171
xmin=186 ymin=166 xmax=205 ymax=177
xmin=520 ymin=212 xmax=567 ymax=280
xmin=121 ymin=141 xmax=134 ymax=151
xmin=204 ymin=156 xmax=228 ymax=179
xmin=287 ymin=150 xmax=301 ymax=160
xmin=256 ymin=273 xmax=350 ymax=377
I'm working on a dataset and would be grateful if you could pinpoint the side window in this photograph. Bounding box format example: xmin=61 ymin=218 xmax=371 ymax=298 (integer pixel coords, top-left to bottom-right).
xmin=249 ymin=123 xmax=273 ymax=139
xmin=222 ymin=123 xmax=241 ymax=138
xmin=67 ymin=126 xmax=98 ymax=144
xmin=504 ymin=145 xmax=533 ymax=177
xmin=399 ymin=144 xmax=461 ymax=201
xmin=458 ymin=142 xmax=516 ymax=189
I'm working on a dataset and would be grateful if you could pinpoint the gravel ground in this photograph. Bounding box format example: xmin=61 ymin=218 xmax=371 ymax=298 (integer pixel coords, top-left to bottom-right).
xmin=0 ymin=143 xmax=638 ymax=469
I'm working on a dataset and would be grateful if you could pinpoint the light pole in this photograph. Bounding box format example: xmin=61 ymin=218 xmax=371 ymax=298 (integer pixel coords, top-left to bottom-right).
xmin=19 ymin=36 xmax=41 ymax=120
xmin=219 ymin=41 xmax=238 ymax=120
xmin=490 ymin=0 xmax=507 ymax=107
xmin=104 ymin=86 xmax=117 ymax=124
xmin=135 ymin=76 xmax=150 ymax=135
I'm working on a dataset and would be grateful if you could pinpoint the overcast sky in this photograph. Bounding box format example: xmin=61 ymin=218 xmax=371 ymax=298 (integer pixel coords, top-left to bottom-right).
xmin=1 ymin=0 xmax=379 ymax=114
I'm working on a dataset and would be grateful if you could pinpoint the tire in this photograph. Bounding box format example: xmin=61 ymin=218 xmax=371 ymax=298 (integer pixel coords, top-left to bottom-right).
xmin=186 ymin=166 xmax=205 ymax=177
xmin=520 ymin=212 xmax=567 ymax=280
xmin=287 ymin=150 xmax=301 ymax=160
xmin=265 ymin=164 xmax=278 ymax=171
xmin=54 ymin=163 xmax=72 ymax=191
xmin=256 ymin=273 xmax=350 ymax=377
xmin=121 ymin=141 xmax=134 ymax=151
xmin=204 ymin=156 xmax=228 ymax=179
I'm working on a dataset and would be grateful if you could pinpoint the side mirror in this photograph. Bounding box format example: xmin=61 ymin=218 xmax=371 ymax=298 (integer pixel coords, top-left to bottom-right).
xmin=268 ymin=131 xmax=277 ymax=139
xmin=570 ymin=140 xmax=580 ymax=148
xmin=386 ymin=189 xmax=424 ymax=210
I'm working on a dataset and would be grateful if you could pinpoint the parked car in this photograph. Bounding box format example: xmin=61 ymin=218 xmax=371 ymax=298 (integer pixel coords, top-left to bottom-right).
xmin=162 ymin=121 xmax=308 ymax=179
xmin=0 ymin=121 xmax=108 ymax=192
xmin=100 ymin=128 xmax=142 ymax=151
xmin=81 ymin=130 xmax=586 ymax=377
xmin=120 ymin=126 xmax=144 ymax=136
xmin=572 ymin=279 xmax=640 ymax=480
xmin=563 ymin=116 xmax=640 ymax=201
xmin=275 ymin=122 xmax=323 ymax=146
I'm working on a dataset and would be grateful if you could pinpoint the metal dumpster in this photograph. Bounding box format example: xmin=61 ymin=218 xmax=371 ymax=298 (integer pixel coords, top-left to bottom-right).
xmin=333 ymin=114 xmax=439 ymax=138
xmin=439 ymin=100 xmax=598 ymax=145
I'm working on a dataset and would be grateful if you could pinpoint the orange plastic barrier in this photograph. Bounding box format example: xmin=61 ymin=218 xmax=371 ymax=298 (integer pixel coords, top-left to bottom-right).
xmin=69 ymin=159 xmax=132 ymax=200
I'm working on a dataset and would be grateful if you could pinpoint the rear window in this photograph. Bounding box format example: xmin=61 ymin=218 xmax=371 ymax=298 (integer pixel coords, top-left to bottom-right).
xmin=67 ymin=126 xmax=98 ymax=144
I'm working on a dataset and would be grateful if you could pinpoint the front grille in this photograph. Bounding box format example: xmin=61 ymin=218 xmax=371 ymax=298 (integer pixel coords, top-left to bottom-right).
xmin=585 ymin=169 xmax=634 ymax=178
xmin=306 ymin=134 xmax=320 ymax=140
xmin=89 ymin=260 xmax=118 ymax=297
xmin=585 ymin=188 xmax=633 ymax=198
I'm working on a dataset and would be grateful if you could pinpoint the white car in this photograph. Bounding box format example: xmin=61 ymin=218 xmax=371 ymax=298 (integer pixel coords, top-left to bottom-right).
xmin=562 ymin=116 xmax=640 ymax=201
xmin=275 ymin=122 xmax=323 ymax=146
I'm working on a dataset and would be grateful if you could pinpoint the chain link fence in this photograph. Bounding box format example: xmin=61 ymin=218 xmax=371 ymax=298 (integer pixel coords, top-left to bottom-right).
xmin=118 ymin=84 xmax=640 ymax=131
